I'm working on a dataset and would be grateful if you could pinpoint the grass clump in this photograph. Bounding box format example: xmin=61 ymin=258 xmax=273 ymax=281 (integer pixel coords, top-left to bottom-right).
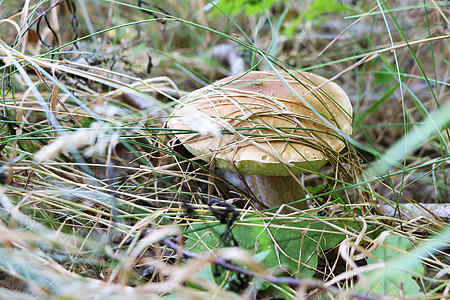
xmin=0 ymin=0 xmax=449 ymax=299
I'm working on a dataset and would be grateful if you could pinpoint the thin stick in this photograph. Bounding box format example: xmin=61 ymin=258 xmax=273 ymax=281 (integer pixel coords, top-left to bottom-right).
xmin=162 ymin=237 xmax=379 ymax=300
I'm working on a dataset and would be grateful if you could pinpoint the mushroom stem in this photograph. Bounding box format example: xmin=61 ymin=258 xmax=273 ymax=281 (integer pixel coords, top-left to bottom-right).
xmin=253 ymin=175 xmax=308 ymax=210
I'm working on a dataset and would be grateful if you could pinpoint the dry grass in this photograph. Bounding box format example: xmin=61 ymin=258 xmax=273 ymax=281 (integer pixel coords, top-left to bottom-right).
xmin=0 ymin=0 xmax=449 ymax=299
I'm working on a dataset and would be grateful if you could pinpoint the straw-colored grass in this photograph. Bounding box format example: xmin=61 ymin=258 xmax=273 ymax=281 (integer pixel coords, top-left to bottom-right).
xmin=0 ymin=0 xmax=449 ymax=299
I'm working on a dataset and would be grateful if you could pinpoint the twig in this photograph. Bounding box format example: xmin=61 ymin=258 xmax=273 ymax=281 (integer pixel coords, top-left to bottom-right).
xmin=161 ymin=237 xmax=380 ymax=300
xmin=380 ymin=203 xmax=450 ymax=221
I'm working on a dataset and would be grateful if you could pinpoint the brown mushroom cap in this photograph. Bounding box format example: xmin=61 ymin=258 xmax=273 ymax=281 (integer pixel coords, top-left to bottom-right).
xmin=167 ymin=71 xmax=352 ymax=176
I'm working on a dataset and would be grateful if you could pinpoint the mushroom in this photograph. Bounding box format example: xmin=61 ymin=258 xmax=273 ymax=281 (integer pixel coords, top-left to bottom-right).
xmin=167 ymin=71 xmax=352 ymax=210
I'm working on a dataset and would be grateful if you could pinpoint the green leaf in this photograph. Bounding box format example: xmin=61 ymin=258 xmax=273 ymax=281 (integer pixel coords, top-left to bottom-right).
xmin=212 ymin=0 xmax=282 ymax=16
xmin=303 ymin=0 xmax=348 ymax=21
xmin=282 ymin=0 xmax=350 ymax=38
xmin=282 ymin=16 xmax=303 ymax=38
xmin=357 ymin=234 xmax=425 ymax=296
xmin=185 ymin=220 xmax=354 ymax=282
xmin=306 ymin=184 xmax=326 ymax=195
